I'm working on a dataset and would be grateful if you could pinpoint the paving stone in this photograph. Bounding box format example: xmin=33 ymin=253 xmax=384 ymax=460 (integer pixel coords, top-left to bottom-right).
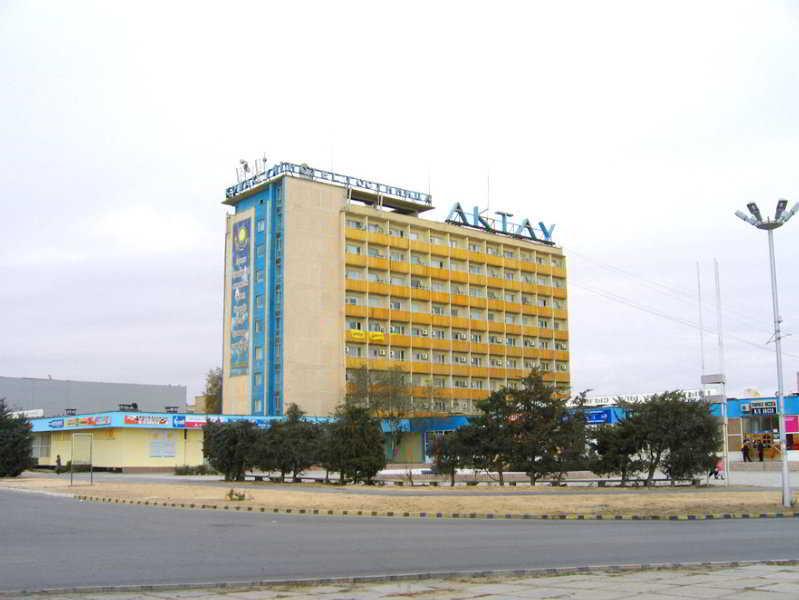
xmin=361 ymin=581 xmax=438 ymax=595
xmin=757 ymin=581 xmax=799 ymax=593
xmin=653 ymin=585 xmax=736 ymax=598
xmin=714 ymin=592 xmax=781 ymax=599
xmin=592 ymin=582 xmax=678 ymax=594
xmin=692 ymin=578 xmax=773 ymax=590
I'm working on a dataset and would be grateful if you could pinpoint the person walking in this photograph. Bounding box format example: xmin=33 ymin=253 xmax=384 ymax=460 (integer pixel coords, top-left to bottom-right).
xmin=741 ymin=440 xmax=751 ymax=462
xmin=756 ymin=440 xmax=765 ymax=462
xmin=55 ymin=454 xmax=62 ymax=474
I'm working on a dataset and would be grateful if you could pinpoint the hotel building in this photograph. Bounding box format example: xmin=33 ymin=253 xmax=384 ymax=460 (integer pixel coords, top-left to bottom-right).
xmin=222 ymin=162 xmax=570 ymax=418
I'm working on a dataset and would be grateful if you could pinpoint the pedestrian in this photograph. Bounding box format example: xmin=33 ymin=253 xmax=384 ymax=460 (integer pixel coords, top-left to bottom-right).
xmin=741 ymin=440 xmax=751 ymax=462
xmin=756 ymin=440 xmax=765 ymax=462
xmin=55 ymin=454 xmax=62 ymax=474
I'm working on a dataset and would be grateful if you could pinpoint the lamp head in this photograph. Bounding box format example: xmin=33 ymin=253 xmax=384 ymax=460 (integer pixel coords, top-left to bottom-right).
xmin=775 ymin=199 xmax=788 ymax=221
xmin=735 ymin=210 xmax=760 ymax=227
xmin=780 ymin=201 xmax=799 ymax=224
xmin=746 ymin=202 xmax=763 ymax=223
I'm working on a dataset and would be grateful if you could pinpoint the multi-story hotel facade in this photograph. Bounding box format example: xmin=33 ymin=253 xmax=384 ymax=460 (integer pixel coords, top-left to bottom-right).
xmin=222 ymin=162 xmax=570 ymax=418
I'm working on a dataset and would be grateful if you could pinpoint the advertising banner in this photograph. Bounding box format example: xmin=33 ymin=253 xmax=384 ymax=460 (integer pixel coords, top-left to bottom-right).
xmin=230 ymin=218 xmax=251 ymax=376
xmin=124 ymin=415 xmax=170 ymax=426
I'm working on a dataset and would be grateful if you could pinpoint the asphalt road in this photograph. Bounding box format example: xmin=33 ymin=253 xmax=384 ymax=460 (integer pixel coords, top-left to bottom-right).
xmin=2 ymin=489 xmax=798 ymax=593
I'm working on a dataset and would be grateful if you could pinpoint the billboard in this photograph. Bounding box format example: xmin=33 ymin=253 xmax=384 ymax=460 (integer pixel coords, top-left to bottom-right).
xmin=230 ymin=219 xmax=251 ymax=376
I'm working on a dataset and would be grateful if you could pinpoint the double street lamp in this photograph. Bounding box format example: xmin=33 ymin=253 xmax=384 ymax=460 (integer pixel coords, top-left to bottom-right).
xmin=735 ymin=200 xmax=799 ymax=508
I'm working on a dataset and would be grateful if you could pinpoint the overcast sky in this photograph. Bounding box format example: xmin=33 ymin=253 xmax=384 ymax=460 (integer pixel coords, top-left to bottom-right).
xmin=2 ymin=1 xmax=798 ymax=403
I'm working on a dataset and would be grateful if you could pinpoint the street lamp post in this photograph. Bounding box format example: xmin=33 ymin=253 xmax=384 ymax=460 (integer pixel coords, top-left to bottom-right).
xmin=735 ymin=200 xmax=799 ymax=508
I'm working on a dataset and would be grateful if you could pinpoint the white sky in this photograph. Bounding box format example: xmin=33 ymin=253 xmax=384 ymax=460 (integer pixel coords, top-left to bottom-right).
xmin=1 ymin=1 xmax=798 ymax=402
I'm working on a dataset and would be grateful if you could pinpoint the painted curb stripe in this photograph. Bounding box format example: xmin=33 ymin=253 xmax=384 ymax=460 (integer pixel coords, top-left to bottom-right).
xmin=73 ymin=495 xmax=797 ymax=522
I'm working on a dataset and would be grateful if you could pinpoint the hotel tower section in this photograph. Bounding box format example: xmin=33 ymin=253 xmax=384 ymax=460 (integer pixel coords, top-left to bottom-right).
xmin=222 ymin=163 xmax=570 ymax=417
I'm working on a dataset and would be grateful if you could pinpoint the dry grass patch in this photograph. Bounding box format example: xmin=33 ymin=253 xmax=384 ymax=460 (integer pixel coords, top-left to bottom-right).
xmin=0 ymin=475 xmax=787 ymax=516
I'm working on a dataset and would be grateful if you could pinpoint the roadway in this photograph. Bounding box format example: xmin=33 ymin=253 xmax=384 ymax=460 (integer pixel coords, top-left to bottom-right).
xmin=1 ymin=489 xmax=798 ymax=593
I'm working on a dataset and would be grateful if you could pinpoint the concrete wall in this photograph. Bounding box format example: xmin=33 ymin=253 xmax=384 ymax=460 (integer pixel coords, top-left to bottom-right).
xmin=222 ymin=209 xmax=255 ymax=415
xmin=282 ymin=177 xmax=347 ymax=417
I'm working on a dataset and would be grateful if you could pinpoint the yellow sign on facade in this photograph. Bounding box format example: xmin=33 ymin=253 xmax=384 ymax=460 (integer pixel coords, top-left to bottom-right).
xmin=368 ymin=331 xmax=385 ymax=342
xmin=349 ymin=329 xmax=366 ymax=340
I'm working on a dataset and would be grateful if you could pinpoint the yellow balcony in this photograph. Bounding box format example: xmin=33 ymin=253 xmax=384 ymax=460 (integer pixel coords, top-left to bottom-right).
xmin=452 ymin=340 xmax=470 ymax=353
xmin=430 ymin=291 xmax=451 ymax=304
xmin=552 ymin=266 xmax=567 ymax=278
xmin=431 ymin=364 xmax=451 ymax=376
xmin=410 ymin=264 xmax=430 ymax=277
xmin=389 ymin=261 xmax=409 ymax=273
xmin=449 ymin=271 xmax=469 ymax=284
xmin=538 ymin=307 xmax=554 ymax=318
xmin=506 ymin=346 xmax=523 ymax=358
xmin=469 ymin=367 xmax=489 ymax=378
xmin=345 ymin=228 xmax=367 ymax=241
xmin=391 ymin=309 xmax=412 ymax=322
xmin=471 ymin=342 xmax=488 ymax=354
xmin=388 ymin=237 xmax=409 ymax=250
xmin=451 ymin=365 xmax=470 ymax=377
xmin=411 ymin=361 xmax=432 ymax=373
xmin=468 ymin=274 xmax=487 ymax=286
xmin=553 ymin=287 xmax=567 ymax=300
xmin=488 ymin=343 xmax=506 ymax=355
xmin=487 ymin=321 xmax=504 ymax=333
xmin=430 ymin=243 xmax=449 ymax=257
xmin=485 ymin=254 xmax=503 ymax=267
xmin=450 ymin=248 xmax=468 ymax=260
xmin=486 ymin=299 xmax=504 ymax=311
xmin=391 ymin=334 xmax=412 ymax=347
xmin=504 ymin=258 xmax=520 ymax=270
xmin=411 ymin=313 xmax=432 ymax=325
xmin=367 ymin=232 xmax=390 ymax=246
xmin=346 ymin=357 xmax=367 ymax=369
xmin=345 ymin=253 xmax=367 ymax=267
xmin=521 ymin=304 xmax=538 ymax=316
xmin=345 ymin=279 xmax=368 ymax=293
xmin=451 ymin=316 xmax=471 ymax=329
xmin=451 ymin=294 xmax=469 ymax=307
xmin=411 ymin=337 xmax=432 ymax=350
xmin=388 ymin=285 xmax=410 ymax=298
xmin=431 ymin=315 xmax=450 ymax=327
xmin=469 ymin=297 xmax=486 ymax=309
xmin=506 ymin=324 xmax=522 ymax=336
xmin=430 ymin=339 xmax=450 ymax=351
xmin=368 ymin=307 xmax=391 ymax=320
xmin=486 ymin=276 xmax=505 ymax=288
xmin=410 ymin=288 xmax=431 ymax=301
xmin=410 ymin=240 xmax=431 ymax=253
xmin=368 ymin=282 xmax=391 ymax=296
xmin=488 ymin=367 xmax=506 ymax=378
xmin=554 ymin=330 xmax=569 ymax=340
xmin=470 ymin=319 xmax=488 ymax=331
xmin=345 ymin=305 xmax=368 ymax=318
xmin=367 ymin=257 xmax=390 ymax=270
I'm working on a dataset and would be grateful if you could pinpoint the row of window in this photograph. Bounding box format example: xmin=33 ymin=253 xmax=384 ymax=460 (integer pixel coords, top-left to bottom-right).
xmin=345 ymin=344 xmax=568 ymax=371
xmin=345 ymin=295 xmax=566 ymax=328
xmin=345 ymin=218 xmax=564 ymax=267
xmin=346 ymin=243 xmax=565 ymax=284
xmin=347 ymin=318 xmax=568 ymax=349
xmin=346 ymin=269 xmax=566 ymax=307
xmin=348 ymin=349 xmax=568 ymax=372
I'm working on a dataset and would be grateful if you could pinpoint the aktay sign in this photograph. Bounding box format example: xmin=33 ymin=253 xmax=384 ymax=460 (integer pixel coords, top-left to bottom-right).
xmin=446 ymin=203 xmax=555 ymax=244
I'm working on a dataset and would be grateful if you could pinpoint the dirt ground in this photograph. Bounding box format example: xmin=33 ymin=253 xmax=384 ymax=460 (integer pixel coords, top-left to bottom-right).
xmin=0 ymin=475 xmax=789 ymax=516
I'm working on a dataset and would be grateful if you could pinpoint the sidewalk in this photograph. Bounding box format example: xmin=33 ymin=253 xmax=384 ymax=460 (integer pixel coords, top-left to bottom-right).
xmin=7 ymin=563 xmax=799 ymax=599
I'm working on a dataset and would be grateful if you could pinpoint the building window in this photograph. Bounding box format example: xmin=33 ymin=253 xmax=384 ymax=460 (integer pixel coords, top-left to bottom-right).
xmin=346 ymin=243 xmax=362 ymax=255
xmin=368 ymin=223 xmax=384 ymax=234
xmin=255 ymin=320 xmax=263 ymax=333
xmin=368 ymin=246 xmax=386 ymax=258
xmin=254 ymin=372 xmax=263 ymax=386
xmin=389 ymin=227 xmax=405 ymax=238
xmin=256 ymin=295 xmax=264 ymax=308
xmin=256 ymin=219 xmax=265 ymax=233
xmin=256 ymin=269 xmax=264 ymax=283
xmin=471 ymin=332 xmax=482 ymax=343
xmin=390 ymin=323 xmax=406 ymax=334
xmin=347 ymin=219 xmax=364 ymax=230
xmin=255 ymin=346 xmax=263 ymax=360
xmin=256 ymin=244 xmax=265 ymax=258
xmin=390 ymin=250 xmax=406 ymax=262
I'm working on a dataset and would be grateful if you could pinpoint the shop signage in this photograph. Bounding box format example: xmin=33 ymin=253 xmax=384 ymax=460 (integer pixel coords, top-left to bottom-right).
xmin=586 ymin=409 xmax=613 ymax=424
xmin=124 ymin=415 xmax=169 ymax=426
xmin=446 ymin=203 xmax=555 ymax=244
xmin=48 ymin=419 xmax=64 ymax=429
xmin=229 ymin=219 xmax=251 ymax=376
xmin=744 ymin=400 xmax=777 ymax=416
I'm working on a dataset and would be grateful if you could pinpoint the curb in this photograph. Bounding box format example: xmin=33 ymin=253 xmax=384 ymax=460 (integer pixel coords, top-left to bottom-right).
xmin=74 ymin=494 xmax=798 ymax=522
xmin=2 ymin=559 xmax=798 ymax=597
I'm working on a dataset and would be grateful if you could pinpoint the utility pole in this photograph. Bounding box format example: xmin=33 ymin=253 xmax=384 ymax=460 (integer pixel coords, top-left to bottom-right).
xmin=735 ymin=199 xmax=798 ymax=508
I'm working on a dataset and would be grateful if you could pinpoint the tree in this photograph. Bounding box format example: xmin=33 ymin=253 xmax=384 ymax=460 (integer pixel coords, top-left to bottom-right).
xmin=202 ymin=420 xmax=258 ymax=481
xmin=347 ymin=365 xmax=413 ymax=461
xmin=509 ymin=373 xmax=589 ymax=485
xmin=461 ymin=388 xmax=516 ymax=485
xmin=203 ymin=368 xmax=223 ymax=414
xmin=325 ymin=402 xmax=386 ymax=484
xmin=250 ymin=404 xmax=319 ymax=481
xmin=430 ymin=431 xmax=469 ymax=486
xmin=370 ymin=368 xmax=413 ymax=460
xmin=590 ymin=419 xmax=643 ymax=485
xmin=625 ymin=391 xmax=722 ymax=485
xmin=0 ymin=399 xmax=33 ymax=477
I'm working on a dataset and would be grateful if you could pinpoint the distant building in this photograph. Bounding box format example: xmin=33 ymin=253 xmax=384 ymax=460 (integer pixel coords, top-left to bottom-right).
xmin=581 ymin=388 xmax=717 ymax=408
xmin=0 ymin=376 xmax=186 ymax=417
xmin=221 ymin=161 xmax=569 ymax=418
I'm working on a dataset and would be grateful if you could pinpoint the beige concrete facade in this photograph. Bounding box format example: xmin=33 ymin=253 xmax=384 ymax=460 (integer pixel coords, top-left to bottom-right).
xmin=282 ymin=177 xmax=347 ymax=417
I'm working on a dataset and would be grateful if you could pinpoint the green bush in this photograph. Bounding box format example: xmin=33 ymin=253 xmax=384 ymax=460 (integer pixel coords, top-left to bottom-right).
xmin=0 ymin=399 xmax=33 ymax=477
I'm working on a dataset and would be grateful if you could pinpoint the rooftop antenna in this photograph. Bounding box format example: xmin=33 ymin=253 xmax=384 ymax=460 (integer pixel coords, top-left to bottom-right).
xmin=240 ymin=159 xmax=250 ymax=179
